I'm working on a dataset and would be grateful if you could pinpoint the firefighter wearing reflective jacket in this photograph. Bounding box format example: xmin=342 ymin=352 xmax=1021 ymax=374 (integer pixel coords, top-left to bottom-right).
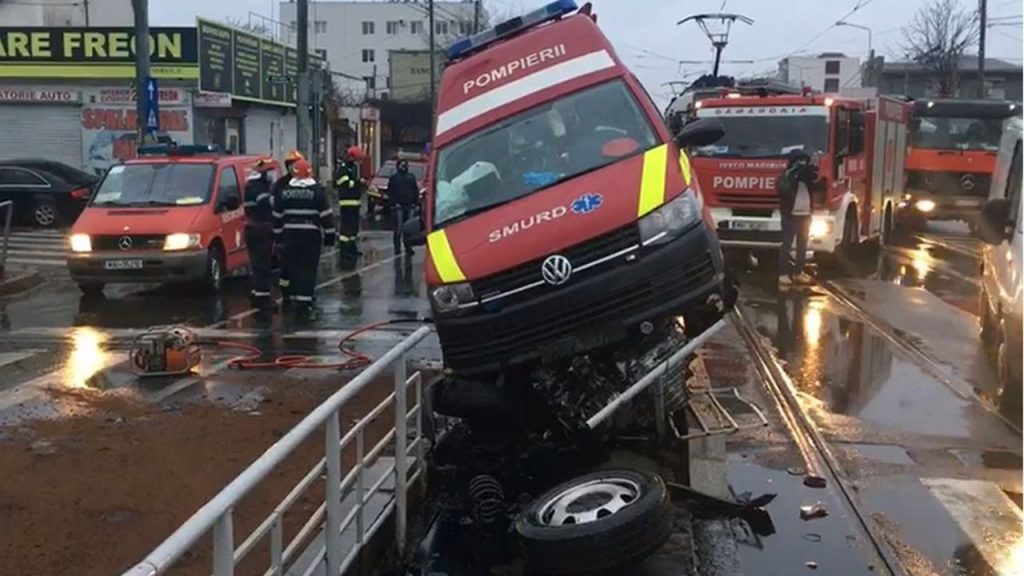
xmin=244 ymin=158 xmax=277 ymax=311
xmin=272 ymin=159 xmax=335 ymax=318
xmin=273 ymin=150 xmax=306 ymax=303
xmin=335 ymin=146 xmax=365 ymax=259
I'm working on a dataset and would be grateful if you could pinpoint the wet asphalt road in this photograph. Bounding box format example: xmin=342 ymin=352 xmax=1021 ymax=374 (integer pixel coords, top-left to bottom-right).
xmin=0 ymin=221 xmax=1019 ymax=575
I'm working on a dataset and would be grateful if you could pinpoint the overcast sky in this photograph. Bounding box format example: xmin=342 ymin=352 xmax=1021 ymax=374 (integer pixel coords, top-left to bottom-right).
xmin=151 ymin=0 xmax=1023 ymax=107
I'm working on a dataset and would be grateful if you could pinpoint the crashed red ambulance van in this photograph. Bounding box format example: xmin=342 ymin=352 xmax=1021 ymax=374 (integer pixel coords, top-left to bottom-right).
xmin=419 ymin=0 xmax=731 ymax=375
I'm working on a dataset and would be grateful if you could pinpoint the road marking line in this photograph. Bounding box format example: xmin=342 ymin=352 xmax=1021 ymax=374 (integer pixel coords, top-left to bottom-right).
xmin=4 ymin=257 xmax=66 ymax=267
xmin=0 ymin=354 xmax=123 ymax=412
xmin=922 ymin=478 xmax=1023 ymax=575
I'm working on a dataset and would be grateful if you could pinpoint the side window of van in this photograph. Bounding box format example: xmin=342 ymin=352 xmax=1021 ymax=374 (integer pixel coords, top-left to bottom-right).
xmin=1006 ymin=141 xmax=1022 ymax=232
xmin=216 ymin=166 xmax=241 ymax=212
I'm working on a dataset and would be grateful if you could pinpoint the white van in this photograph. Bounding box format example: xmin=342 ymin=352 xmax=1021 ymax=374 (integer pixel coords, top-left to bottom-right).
xmin=978 ymin=112 xmax=1022 ymax=412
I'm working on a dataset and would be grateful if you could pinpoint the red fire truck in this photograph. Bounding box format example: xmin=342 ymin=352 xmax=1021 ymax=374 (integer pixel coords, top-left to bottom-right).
xmin=690 ymin=91 xmax=909 ymax=257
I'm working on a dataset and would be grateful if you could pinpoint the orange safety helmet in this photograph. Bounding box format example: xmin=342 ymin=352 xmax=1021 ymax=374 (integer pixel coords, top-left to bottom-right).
xmin=252 ymin=157 xmax=275 ymax=172
xmin=291 ymin=158 xmax=313 ymax=179
xmin=285 ymin=149 xmax=306 ymax=165
xmin=347 ymin=145 xmax=364 ymax=160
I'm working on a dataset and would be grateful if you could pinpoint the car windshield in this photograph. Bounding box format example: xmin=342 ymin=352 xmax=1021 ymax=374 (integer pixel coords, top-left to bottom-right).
xmin=433 ymin=79 xmax=658 ymax=227
xmin=691 ymin=111 xmax=828 ymax=158
xmin=913 ymin=116 xmax=1003 ymax=151
xmin=377 ymin=161 xmax=427 ymax=181
xmin=91 ymin=163 xmax=215 ymax=206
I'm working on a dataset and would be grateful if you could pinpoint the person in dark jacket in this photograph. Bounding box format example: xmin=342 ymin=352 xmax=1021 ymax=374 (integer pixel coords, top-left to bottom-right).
xmin=272 ymin=149 xmax=307 ymax=304
xmin=776 ymin=150 xmax=822 ymax=286
xmin=272 ymin=159 xmax=335 ymax=319
xmin=335 ymin=146 xmax=365 ymax=260
xmin=243 ymin=158 xmax=277 ymax=311
xmin=387 ymin=159 xmax=420 ymax=255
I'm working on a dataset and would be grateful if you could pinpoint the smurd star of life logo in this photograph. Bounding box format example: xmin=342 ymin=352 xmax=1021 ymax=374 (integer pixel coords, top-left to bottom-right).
xmin=488 ymin=193 xmax=605 ymax=243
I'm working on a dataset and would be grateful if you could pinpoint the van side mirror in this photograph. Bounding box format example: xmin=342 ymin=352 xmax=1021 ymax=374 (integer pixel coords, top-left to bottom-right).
xmin=219 ymin=195 xmax=241 ymax=212
xmin=977 ymin=198 xmax=1011 ymax=245
xmin=675 ymin=118 xmax=724 ymax=148
xmin=403 ymin=216 xmax=426 ymax=247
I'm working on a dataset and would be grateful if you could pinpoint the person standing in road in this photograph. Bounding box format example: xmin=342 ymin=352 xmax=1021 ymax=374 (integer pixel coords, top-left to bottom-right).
xmin=387 ymin=158 xmax=420 ymax=256
xmin=776 ymin=150 xmax=821 ymax=286
xmin=335 ymin=146 xmax=365 ymax=260
xmin=272 ymin=159 xmax=335 ymax=319
xmin=243 ymin=158 xmax=277 ymax=311
xmin=273 ymin=150 xmax=307 ymax=304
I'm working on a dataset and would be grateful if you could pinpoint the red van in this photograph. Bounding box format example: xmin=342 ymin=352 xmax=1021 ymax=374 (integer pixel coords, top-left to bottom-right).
xmin=411 ymin=0 xmax=731 ymax=376
xmin=66 ymin=145 xmax=277 ymax=296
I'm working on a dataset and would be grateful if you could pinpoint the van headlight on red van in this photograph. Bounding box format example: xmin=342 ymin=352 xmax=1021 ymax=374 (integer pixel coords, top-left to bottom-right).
xmin=430 ymin=282 xmax=475 ymax=313
xmin=163 ymin=233 xmax=202 ymax=251
xmin=639 ymin=191 xmax=700 ymax=246
xmin=69 ymin=233 xmax=92 ymax=253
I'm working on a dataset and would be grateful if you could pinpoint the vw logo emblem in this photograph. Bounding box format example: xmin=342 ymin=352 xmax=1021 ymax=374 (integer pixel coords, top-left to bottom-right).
xmin=541 ymin=255 xmax=573 ymax=286
xmin=118 ymin=236 xmax=133 ymax=251
xmin=961 ymin=174 xmax=976 ymax=190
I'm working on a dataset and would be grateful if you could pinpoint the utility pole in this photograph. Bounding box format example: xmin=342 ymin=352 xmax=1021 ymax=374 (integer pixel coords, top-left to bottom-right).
xmin=429 ymin=0 xmax=437 ymax=109
xmin=473 ymin=0 xmax=482 ymax=33
xmin=978 ymin=0 xmax=988 ymax=98
xmin=297 ymin=0 xmax=311 ymax=157
xmin=83 ymin=0 xmax=90 ymax=26
xmin=132 ymin=0 xmax=150 ymax=145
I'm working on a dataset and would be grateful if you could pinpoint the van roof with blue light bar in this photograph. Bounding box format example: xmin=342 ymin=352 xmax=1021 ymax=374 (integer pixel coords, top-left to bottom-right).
xmin=446 ymin=0 xmax=578 ymax=61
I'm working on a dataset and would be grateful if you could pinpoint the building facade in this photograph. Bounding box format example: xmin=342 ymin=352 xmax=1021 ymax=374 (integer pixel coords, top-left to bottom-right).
xmin=875 ymin=56 xmax=1023 ymax=102
xmin=279 ymin=0 xmax=477 ymax=99
xmin=778 ymin=53 xmax=862 ymax=93
xmin=0 ymin=0 xmax=131 ymax=27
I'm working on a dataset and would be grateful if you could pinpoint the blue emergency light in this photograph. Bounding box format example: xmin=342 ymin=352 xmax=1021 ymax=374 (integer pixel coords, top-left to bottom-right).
xmin=137 ymin=143 xmax=222 ymax=156
xmin=446 ymin=0 xmax=578 ymax=61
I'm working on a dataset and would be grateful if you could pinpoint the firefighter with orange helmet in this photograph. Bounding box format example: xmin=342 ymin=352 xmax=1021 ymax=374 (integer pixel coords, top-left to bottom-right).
xmin=335 ymin=145 xmax=365 ymax=260
xmin=273 ymin=149 xmax=306 ymax=304
xmin=244 ymin=157 xmax=277 ymax=311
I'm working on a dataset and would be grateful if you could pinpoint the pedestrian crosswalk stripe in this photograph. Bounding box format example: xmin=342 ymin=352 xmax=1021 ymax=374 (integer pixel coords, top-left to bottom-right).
xmin=922 ymin=477 xmax=1022 ymax=575
xmin=1 ymin=230 xmax=67 ymax=267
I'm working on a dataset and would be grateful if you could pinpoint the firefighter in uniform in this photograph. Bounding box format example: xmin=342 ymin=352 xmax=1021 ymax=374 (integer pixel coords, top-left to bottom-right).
xmin=273 ymin=150 xmax=307 ymax=303
xmin=272 ymin=159 xmax=335 ymax=318
xmin=244 ymin=158 xmax=277 ymax=311
xmin=335 ymin=146 xmax=365 ymax=260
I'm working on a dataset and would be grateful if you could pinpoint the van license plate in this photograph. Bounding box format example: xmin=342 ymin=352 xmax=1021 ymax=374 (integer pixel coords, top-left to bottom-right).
xmin=955 ymin=199 xmax=979 ymax=207
xmin=731 ymin=221 xmax=769 ymax=231
xmin=104 ymin=259 xmax=143 ymax=270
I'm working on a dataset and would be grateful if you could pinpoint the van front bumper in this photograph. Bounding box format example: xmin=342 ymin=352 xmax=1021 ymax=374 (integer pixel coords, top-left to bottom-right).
xmin=901 ymin=190 xmax=986 ymax=221
xmin=66 ymin=250 xmax=208 ymax=284
xmin=434 ymin=223 xmax=729 ymax=376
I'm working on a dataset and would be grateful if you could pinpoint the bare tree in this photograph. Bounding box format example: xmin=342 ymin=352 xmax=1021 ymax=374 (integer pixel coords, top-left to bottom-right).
xmin=901 ymin=0 xmax=980 ymax=97
xmin=223 ymin=16 xmax=273 ymax=37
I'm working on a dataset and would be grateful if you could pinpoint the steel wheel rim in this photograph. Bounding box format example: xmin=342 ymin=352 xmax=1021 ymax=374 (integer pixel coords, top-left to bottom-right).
xmin=537 ymin=477 xmax=640 ymax=526
xmin=35 ymin=204 xmax=55 ymax=226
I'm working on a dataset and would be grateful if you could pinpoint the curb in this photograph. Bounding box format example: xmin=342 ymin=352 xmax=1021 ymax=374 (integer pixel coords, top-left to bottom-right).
xmin=0 ymin=268 xmax=43 ymax=297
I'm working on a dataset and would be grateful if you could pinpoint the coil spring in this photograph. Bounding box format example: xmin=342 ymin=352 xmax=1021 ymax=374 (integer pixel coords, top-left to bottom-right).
xmin=468 ymin=474 xmax=505 ymax=524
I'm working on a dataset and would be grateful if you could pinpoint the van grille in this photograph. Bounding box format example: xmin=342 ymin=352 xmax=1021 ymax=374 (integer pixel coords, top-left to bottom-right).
xmin=93 ymin=234 xmax=165 ymax=251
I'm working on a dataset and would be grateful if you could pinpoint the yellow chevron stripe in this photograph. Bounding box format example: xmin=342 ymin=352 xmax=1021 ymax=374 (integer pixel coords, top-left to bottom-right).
xmin=638 ymin=144 xmax=668 ymax=217
xmin=427 ymin=230 xmax=466 ymax=283
xmin=679 ymin=150 xmax=693 ymax=187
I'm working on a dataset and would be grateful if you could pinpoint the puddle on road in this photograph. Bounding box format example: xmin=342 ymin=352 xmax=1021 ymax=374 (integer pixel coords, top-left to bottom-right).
xmin=741 ymin=292 xmax=1012 ymax=442
xmin=848 ymin=443 xmax=916 ymax=466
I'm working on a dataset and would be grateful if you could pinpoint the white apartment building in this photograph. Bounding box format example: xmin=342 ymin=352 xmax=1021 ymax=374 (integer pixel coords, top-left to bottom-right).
xmin=0 ymin=0 xmax=131 ymax=26
xmin=279 ymin=0 xmax=477 ymax=98
xmin=778 ymin=53 xmax=862 ymax=93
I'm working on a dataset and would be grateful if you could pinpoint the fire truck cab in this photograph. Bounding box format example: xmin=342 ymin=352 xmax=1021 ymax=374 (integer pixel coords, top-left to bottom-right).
xmin=410 ymin=0 xmax=732 ymax=376
xmin=691 ymin=91 xmax=909 ymax=257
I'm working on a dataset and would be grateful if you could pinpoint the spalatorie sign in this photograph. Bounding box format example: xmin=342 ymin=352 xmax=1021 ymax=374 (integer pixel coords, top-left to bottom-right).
xmin=0 ymin=27 xmax=198 ymax=79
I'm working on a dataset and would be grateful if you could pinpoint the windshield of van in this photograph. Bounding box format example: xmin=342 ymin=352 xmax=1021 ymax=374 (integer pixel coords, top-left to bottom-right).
xmin=691 ymin=111 xmax=828 ymax=158
xmin=433 ymin=80 xmax=658 ymax=227
xmin=912 ymin=116 xmax=1003 ymax=151
xmin=91 ymin=163 xmax=215 ymax=207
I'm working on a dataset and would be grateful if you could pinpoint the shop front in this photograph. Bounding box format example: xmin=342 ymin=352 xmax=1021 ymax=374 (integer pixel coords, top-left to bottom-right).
xmin=0 ymin=86 xmax=82 ymax=167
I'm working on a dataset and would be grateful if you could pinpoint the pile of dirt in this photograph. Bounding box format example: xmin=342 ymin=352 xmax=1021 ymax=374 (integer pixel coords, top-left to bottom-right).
xmin=0 ymin=374 xmax=395 ymax=576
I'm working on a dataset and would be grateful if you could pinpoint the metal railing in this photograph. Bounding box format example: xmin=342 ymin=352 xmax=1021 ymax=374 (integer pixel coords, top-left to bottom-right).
xmin=123 ymin=325 xmax=434 ymax=576
xmin=0 ymin=200 xmax=13 ymax=274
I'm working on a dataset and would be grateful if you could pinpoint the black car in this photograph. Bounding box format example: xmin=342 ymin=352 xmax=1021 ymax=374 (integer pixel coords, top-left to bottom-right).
xmin=0 ymin=160 xmax=98 ymax=227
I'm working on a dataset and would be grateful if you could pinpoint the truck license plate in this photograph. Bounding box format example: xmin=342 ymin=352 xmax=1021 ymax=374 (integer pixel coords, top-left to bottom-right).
xmin=955 ymin=199 xmax=979 ymax=207
xmin=731 ymin=221 xmax=769 ymax=231
xmin=104 ymin=259 xmax=143 ymax=270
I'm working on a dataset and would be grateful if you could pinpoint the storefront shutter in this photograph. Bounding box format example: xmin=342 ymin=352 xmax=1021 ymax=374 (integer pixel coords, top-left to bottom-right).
xmin=0 ymin=104 xmax=82 ymax=169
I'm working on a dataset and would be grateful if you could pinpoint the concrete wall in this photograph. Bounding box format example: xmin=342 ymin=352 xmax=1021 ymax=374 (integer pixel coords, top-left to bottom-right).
xmin=278 ymin=1 xmax=474 ymax=97
xmin=0 ymin=0 xmax=131 ymax=26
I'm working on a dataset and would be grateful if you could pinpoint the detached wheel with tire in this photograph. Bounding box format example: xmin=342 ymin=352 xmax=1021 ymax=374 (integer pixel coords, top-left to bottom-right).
xmin=515 ymin=469 xmax=673 ymax=575
xmin=202 ymin=246 xmax=225 ymax=293
xmin=31 ymin=198 xmax=59 ymax=228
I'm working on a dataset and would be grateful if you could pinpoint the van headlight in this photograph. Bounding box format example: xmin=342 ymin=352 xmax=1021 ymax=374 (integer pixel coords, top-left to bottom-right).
xmin=639 ymin=191 xmax=701 ymax=246
xmin=430 ymin=282 xmax=476 ymax=313
xmin=163 ymin=233 xmax=201 ymax=251
xmin=69 ymin=233 xmax=92 ymax=253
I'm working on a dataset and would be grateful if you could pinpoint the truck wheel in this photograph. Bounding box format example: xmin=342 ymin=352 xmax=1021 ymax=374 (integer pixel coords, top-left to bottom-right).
xmin=996 ymin=320 xmax=1021 ymax=415
xmin=77 ymin=282 xmax=104 ymax=297
xmin=979 ymin=288 xmax=995 ymax=354
xmin=881 ymin=206 xmax=894 ymax=246
xmin=202 ymin=246 xmax=225 ymax=293
xmin=515 ymin=469 xmax=672 ymax=575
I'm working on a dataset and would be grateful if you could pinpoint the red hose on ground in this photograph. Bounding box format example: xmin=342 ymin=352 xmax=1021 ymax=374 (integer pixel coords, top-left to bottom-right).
xmin=218 ymin=319 xmax=416 ymax=371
